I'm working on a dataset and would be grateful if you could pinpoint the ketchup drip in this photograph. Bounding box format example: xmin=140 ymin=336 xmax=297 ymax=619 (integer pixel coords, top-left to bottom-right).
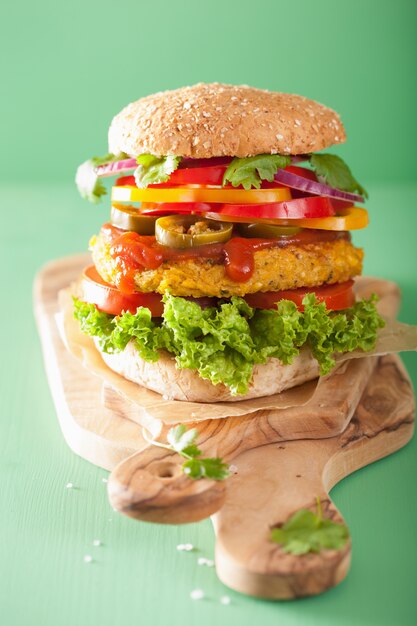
xmin=101 ymin=223 xmax=350 ymax=294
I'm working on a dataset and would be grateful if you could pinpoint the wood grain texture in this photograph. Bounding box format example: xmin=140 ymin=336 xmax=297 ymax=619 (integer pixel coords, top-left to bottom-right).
xmin=213 ymin=355 xmax=415 ymax=599
xmin=107 ymin=357 xmax=377 ymax=523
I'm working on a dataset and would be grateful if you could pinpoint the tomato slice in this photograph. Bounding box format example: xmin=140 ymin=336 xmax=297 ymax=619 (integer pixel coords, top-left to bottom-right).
xmin=167 ymin=164 xmax=227 ymax=186
xmin=79 ymin=266 xmax=164 ymax=316
xmin=244 ymin=281 xmax=355 ymax=311
xmin=283 ymin=165 xmax=318 ymax=181
xmin=206 ymin=196 xmax=336 ymax=220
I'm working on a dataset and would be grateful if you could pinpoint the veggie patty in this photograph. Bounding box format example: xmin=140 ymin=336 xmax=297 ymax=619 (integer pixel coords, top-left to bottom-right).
xmin=90 ymin=232 xmax=363 ymax=298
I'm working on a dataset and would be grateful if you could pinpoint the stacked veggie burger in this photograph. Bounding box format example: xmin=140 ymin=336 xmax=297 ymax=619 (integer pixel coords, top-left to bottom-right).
xmin=74 ymin=83 xmax=383 ymax=402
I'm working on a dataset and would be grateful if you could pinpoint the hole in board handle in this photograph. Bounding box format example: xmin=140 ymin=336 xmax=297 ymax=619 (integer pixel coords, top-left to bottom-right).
xmin=151 ymin=461 xmax=180 ymax=479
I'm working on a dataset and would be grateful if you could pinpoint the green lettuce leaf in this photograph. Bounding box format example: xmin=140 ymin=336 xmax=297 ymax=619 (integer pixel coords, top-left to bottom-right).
xmin=310 ymin=153 xmax=368 ymax=198
xmin=73 ymin=293 xmax=384 ymax=395
xmin=134 ymin=154 xmax=182 ymax=188
xmin=73 ymin=298 xmax=115 ymax=351
xmin=223 ymin=154 xmax=291 ymax=190
xmin=75 ymin=152 xmax=129 ymax=203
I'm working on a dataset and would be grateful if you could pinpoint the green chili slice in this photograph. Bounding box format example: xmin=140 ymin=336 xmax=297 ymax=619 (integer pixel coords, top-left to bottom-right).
xmin=155 ymin=215 xmax=233 ymax=249
xmin=111 ymin=204 xmax=157 ymax=235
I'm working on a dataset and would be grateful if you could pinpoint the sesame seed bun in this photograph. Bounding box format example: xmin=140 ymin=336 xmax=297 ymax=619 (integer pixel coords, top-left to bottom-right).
xmin=108 ymin=83 xmax=345 ymax=159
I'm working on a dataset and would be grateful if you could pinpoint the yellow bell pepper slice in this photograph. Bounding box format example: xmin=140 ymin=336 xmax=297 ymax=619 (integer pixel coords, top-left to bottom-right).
xmin=111 ymin=185 xmax=292 ymax=205
xmin=206 ymin=206 xmax=369 ymax=230
xmin=285 ymin=206 xmax=369 ymax=230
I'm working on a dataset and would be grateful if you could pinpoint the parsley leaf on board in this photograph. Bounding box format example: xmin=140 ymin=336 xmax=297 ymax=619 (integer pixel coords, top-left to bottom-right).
xmin=270 ymin=498 xmax=349 ymax=555
xmin=310 ymin=153 xmax=368 ymax=198
xmin=75 ymin=152 xmax=129 ymax=203
xmin=134 ymin=154 xmax=182 ymax=188
xmin=182 ymin=457 xmax=230 ymax=480
xmin=223 ymin=154 xmax=291 ymax=190
xmin=164 ymin=425 xmax=230 ymax=481
xmin=167 ymin=424 xmax=199 ymax=453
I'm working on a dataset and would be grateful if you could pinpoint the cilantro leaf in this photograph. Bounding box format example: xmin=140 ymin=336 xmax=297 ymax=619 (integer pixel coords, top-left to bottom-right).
xmin=271 ymin=501 xmax=349 ymax=555
xmin=310 ymin=153 xmax=368 ymax=199
xmin=134 ymin=154 xmax=182 ymax=188
xmin=223 ymin=154 xmax=291 ymax=190
xmin=182 ymin=457 xmax=230 ymax=480
xmin=167 ymin=425 xmax=199 ymax=453
xmin=164 ymin=425 xmax=229 ymax=481
xmin=75 ymin=152 xmax=129 ymax=203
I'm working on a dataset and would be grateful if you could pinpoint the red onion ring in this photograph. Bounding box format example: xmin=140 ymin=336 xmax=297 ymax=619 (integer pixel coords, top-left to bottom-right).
xmin=274 ymin=168 xmax=365 ymax=204
xmin=96 ymin=158 xmax=137 ymax=177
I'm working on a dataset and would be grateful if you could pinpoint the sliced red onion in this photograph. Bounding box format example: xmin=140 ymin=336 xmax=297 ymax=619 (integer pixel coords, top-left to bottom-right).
xmin=96 ymin=158 xmax=137 ymax=177
xmin=274 ymin=168 xmax=365 ymax=204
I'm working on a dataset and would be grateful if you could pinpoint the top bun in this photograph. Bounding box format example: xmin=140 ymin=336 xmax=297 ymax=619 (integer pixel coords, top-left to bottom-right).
xmin=108 ymin=83 xmax=345 ymax=159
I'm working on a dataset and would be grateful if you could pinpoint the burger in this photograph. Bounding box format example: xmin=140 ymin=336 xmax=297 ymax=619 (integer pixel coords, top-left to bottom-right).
xmin=73 ymin=83 xmax=384 ymax=402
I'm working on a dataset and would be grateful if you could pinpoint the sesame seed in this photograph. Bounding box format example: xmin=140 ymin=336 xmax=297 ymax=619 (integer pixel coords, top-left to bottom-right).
xmin=102 ymin=478 xmax=108 ymax=484
xmin=84 ymin=555 xmax=93 ymax=563
xmin=92 ymin=539 xmax=101 ymax=547
xmin=335 ymin=135 xmax=339 ymax=141
xmin=190 ymin=589 xmax=204 ymax=600
xmin=183 ymin=102 xmax=191 ymax=110
xmin=229 ymin=464 xmax=238 ymax=474
xmin=230 ymin=96 xmax=238 ymax=101
xmin=220 ymin=595 xmax=231 ymax=605
xmin=177 ymin=543 xmax=194 ymax=552
xmin=65 ymin=482 xmax=74 ymax=489
xmin=295 ymin=119 xmax=301 ymax=126
xmin=276 ymin=133 xmax=283 ymax=140
xmin=202 ymin=112 xmax=211 ymax=118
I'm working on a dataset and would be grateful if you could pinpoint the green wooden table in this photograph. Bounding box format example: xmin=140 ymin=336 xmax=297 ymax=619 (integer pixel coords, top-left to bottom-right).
xmin=1 ymin=183 xmax=416 ymax=626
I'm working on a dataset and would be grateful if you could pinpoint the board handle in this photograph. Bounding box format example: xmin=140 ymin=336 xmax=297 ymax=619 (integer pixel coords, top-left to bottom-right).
xmin=108 ymin=444 xmax=226 ymax=524
xmin=214 ymin=488 xmax=352 ymax=599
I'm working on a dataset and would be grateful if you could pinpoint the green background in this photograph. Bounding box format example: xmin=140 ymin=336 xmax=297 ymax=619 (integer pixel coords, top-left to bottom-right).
xmin=1 ymin=1 xmax=416 ymax=625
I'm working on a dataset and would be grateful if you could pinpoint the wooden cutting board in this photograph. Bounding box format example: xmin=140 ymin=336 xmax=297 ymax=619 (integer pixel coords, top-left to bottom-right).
xmin=33 ymin=255 xmax=415 ymax=599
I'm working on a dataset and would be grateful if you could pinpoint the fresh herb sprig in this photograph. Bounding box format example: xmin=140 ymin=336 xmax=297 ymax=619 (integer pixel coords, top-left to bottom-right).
xmin=222 ymin=152 xmax=367 ymax=197
xmin=144 ymin=424 xmax=230 ymax=481
xmin=75 ymin=152 xmax=128 ymax=203
xmin=270 ymin=497 xmax=349 ymax=555
xmin=223 ymin=154 xmax=291 ymax=190
xmin=134 ymin=154 xmax=182 ymax=188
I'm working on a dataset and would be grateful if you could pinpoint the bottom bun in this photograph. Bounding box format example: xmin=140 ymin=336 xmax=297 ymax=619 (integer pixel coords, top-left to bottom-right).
xmin=95 ymin=339 xmax=320 ymax=402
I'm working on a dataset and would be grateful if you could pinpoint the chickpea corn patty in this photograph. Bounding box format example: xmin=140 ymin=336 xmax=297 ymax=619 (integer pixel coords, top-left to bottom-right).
xmin=90 ymin=232 xmax=363 ymax=298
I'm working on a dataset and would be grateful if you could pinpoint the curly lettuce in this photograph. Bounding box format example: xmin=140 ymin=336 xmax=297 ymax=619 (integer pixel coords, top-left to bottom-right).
xmin=73 ymin=294 xmax=384 ymax=395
